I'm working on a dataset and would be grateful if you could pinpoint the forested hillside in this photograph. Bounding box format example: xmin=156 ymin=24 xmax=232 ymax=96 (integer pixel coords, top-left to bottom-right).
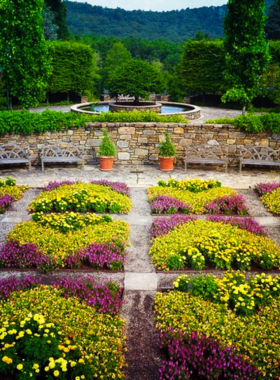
xmin=66 ymin=0 xmax=273 ymax=43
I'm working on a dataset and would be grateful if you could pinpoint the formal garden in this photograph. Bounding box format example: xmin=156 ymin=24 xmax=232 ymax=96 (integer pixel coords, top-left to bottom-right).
xmin=1 ymin=0 xmax=280 ymax=378
xmin=0 ymin=174 xmax=280 ymax=379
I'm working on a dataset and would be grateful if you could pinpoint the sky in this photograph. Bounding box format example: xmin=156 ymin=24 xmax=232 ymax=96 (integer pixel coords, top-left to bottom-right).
xmin=70 ymin=0 xmax=228 ymax=12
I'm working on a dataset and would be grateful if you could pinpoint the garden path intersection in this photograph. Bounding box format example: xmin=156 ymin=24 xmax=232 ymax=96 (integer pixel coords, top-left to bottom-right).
xmin=1 ymin=164 xmax=280 ymax=379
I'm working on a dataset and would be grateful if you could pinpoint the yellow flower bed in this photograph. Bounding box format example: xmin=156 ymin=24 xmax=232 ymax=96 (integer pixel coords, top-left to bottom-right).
xmin=147 ymin=186 xmax=235 ymax=214
xmin=261 ymin=187 xmax=280 ymax=214
xmin=155 ymin=289 xmax=280 ymax=378
xmin=0 ymin=286 xmax=125 ymax=379
xmin=0 ymin=184 xmax=28 ymax=201
xmin=149 ymin=220 xmax=280 ymax=270
xmin=7 ymin=219 xmax=129 ymax=265
xmin=28 ymin=183 xmax=132 ymax=214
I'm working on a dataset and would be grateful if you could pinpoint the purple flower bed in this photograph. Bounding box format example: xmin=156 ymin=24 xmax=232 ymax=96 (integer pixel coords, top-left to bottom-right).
xmin=151 ymin=214 xmax=198 ymax=238
xmin=0 ymin=194 xmax=14 ymax=213
xmin=0 ymin=275 xmax=40 ymax=300
xmin=64 ymin=242 xmax=125 ymax=270
xmin=0 ymin=241 xmax=56 ymax=273
xmin=159 ymin=329 xmax=261 ymax=380
xmin=255 ymin=182 xmax=280 ymax=195
xmin=52 ymin=277 xmax=123 ymax=315
xmin=206 ymin=215 xmax=268 ymax=236
xmin=44 ymin=180 xmax=77 ymax=191
xmin=90 ymin=179 xmax=130 ymax=196
xmin=205 ymin=194 xmax=249 ymax=215
xmin=151 ymin=195 xmax=192 ymax=214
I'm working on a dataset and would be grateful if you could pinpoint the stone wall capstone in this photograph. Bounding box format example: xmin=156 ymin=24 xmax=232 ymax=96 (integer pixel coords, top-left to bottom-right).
xmin=0 ymin=123 xmax=279 ymax=168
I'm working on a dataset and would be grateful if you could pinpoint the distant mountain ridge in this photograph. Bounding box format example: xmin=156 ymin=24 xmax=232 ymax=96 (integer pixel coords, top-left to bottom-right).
xmin=66 ymin=0 xmax=274 ymax=43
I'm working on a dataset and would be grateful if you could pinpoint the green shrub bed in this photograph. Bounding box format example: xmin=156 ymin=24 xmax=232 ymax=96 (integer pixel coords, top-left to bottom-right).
xmin=0 ymin=177 xmax=28 ymax=214
xmin=149 ymin=219 xmax=280 ymax=270
xmin=0 ymin=109 xmax=186 ymax=135
xmin=0 ymin=280 xmax=125 ymax=379
xmin=28 ymin=182 xmax=132 ymax=214
xmin=1 ymin=215 xmax=129 ymax=272
xmin=205 ymin=112 xmax=280 ymax=133
xmin=155 ymin=272 xmax=280 ymax=378
xmin=147 ymin=179 xmax=247 ymax=215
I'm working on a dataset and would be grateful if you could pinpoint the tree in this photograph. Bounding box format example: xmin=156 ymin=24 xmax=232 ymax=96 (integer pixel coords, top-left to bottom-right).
xmin=265 ymin=0 xmax=280 ymax=40
xmin=105 ymin=59 xmax=163 ymax=103
xmin=48 ymin=41 xmax=99 ymax=98
xmin=180 ymin=40 xmax=226 ymax=96
xmin=45 ymin=0 xmax=69 ymax=40
xmin=43 ymin=3 xmax=59 ymax=41
xmin=222 ymin=0 xmax=270 ymax=111
xmin=0 ymin=0 xmax=51 ymax=107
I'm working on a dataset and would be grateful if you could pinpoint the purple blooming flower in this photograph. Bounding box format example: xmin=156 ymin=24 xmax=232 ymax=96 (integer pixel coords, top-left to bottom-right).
xmin=0 ymin=194 xmax=14 ymax=213
xmin=205 ymin=194 xmax=249 ymax=215
xmin=151 ymin=195 xmax=191 ymax=214
xmin=52 ymin=277 xmax=123 ymax=315
xmin=44 ymin=180 xmax=77 ymax=191
xmin=206 ymin=215 xmax=268 ymax=236
xmin=0 ymin=275 xmax=41 ymax=300
xmin=0 ymin=240 xmax=56 ymax=273
xmin=159 ymin=329 xmax=261 ymax=380
xmin=255 ymin=182 xmax=280 ymax=195
xmin=64 ymin=242 xmax=126 ymax=270
xmin=90 ymin=179 xmax=130 ymax=196
xmin=151 ymin=214 xmax=198 ymax=238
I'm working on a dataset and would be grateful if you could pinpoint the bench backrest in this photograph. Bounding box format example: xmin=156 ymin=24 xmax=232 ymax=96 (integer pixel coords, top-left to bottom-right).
xmin=239 ymin=146 xmax=280 ymax=161
xmin=0 ymin=144 xmax=29 ymax=159
xmin=41 ymin=145 xmax=84 ymax=158
xmin=186 ymin=144 xmax=228 ymax=160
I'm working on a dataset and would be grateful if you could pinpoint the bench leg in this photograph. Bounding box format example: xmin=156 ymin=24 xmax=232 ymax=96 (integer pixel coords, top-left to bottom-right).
xmin=41 ymin=160 xmax=44 ymax=172
xmin=225 ymin=161 xmax=228 ymax=173
xmin=82 ymin=159 xmax=84 ymax=170
xmin=185 ymin=160 xmax=187 ymax=172
xmin=239 ymin=161 xmax=242 ymax=173
xmin=28 ymin=160 xmax=31 ymax=171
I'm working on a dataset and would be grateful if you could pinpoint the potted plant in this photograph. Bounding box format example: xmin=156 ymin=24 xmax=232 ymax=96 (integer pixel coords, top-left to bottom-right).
xmin=98 ymin=128 xmax=116 ymax=171
xmin=158 ymin=132 xmax=177 ymax=171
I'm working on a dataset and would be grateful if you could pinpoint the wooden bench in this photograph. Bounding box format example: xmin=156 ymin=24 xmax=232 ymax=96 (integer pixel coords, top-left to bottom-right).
xmin=185 ymin=144 xmax=228 ymax=172
xmin=40 ymin=144 xmax=85 ymax=171
xmin=0 ymin=143 xmax=31 ymax=170
xmin=239 ymin=146 xmax=280 ymax=173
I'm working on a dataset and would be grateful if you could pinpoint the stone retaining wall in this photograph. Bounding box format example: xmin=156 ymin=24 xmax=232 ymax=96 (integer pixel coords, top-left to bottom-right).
xmin=1 ymin=123 xmax=280 ymax=167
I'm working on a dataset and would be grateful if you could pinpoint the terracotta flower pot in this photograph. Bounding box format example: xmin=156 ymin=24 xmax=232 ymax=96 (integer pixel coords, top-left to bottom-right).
xmin=159 ymin=156 xmax=175 ymax=171
xmin=99 ymin=156 xmax=114 ymax=171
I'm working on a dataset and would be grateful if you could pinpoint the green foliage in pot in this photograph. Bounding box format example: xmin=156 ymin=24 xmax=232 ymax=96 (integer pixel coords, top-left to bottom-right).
xmin=99 ymin=128 xmax=116 ymax=157
xmin=158 ymin=132 xmax=177 ymax=157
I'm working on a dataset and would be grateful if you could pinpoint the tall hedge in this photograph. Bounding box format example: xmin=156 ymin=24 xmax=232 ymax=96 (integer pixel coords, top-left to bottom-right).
xmin=180 ymin=40 xmax=226 ymax=94
xmin=0 ymin=0 xmax=51 ymax=107
xmin=48 ymin=41 xmax=98 ymax=95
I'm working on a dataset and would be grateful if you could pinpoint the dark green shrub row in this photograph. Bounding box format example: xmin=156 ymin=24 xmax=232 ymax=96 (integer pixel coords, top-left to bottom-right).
xmin=0 ymin=110 xmax=186 ymax=135
xmin=206 ymin=113 xmax=280 ymax=133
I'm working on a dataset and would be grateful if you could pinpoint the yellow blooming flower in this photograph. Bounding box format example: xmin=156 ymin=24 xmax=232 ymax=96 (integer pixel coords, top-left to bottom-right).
xmin=17 ymin=363 xmax=23 ymax=370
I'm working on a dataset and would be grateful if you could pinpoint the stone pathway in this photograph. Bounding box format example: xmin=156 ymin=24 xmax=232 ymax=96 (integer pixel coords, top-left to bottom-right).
xmin=1 ymin=167 xmax=280 ymax=379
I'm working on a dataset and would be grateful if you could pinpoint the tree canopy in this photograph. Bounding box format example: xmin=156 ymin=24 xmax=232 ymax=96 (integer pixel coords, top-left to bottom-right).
xmin=105 ymin=59 xmax=163 ymax=102
xmin=265 ymin=0 xmax=280 ymax=40
xmin=222 ymin=0 xmax=270 ymax=109
xmin=45 ymin=0 xmax=69 ymax=40
xmin=180 ymin=40 xmax=226 ymax=94
xmin=48 ymin=41 xmax=99 ymax=96
xmin=0 ymin=0 xmax=51 ymax=107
